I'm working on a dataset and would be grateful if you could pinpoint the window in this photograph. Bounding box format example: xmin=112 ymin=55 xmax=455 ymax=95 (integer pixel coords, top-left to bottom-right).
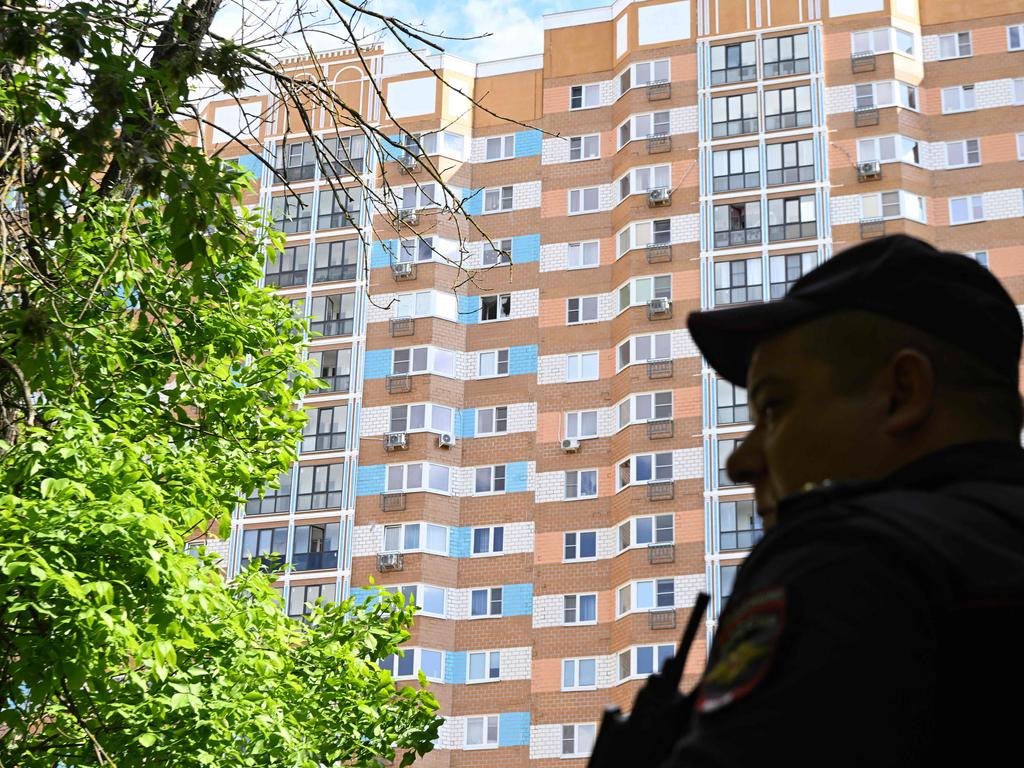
xmin=291 ymin=522 xmax=340 ymax=571
xmin=382 ymin=522 xmax=448 ymax=554
xmin=1011 ymin=24 xmax=1024 ymax=52
xmin=618 ymin=111 xmax=671 ymax=148
xmin=968 ymin=251 xmax=989 ymax=268
xmin=949 ymin=195 xmax=984 ymax=225
xmin=713 ymin=201 xmax=761 ymax=248
xmin=767 ymin=195 xmax=816 ymax=242
xmin=379 ymin=648 xmax=444 ymax=681
xmin=395 ymin=183 xmax=437 ymax=211
xmin=714 ymin=257 xmax=762 ymax=305
xmin=480 ymin=293 xmax=512 ymax=322
xmin=296 ymin=463 xmax=343 ymax=511
xmin=399 ymin=130 xmax=463 ymax=160
xmin=569 ymin=186 xmax=601 ymax=214
xmin=309 ymin=292 xmax=355 ymax=337
xmin=718 ymin=438 xmax=741 ymax=486
xmin=308 ymin=347 xmax=352 ymax=393
xmin=854 ymin=81 xmax=918 ymax=111
xmin=265 ymin=244 xmax=308 ymax=288
xmin=720 ymin=499 xmax=763 ymax=551
xmin=385 ymin=463 xmax=452 ymax=494
xmin=567 ymin=296 xmax=600 ymax=324
xmin=240 ymin=526 xmax=288 ymax=570
xmin=395 ymin=235 xmax=434 ymax=264
xmin=720 ymin=564 xmax=740 ymax=608
xmin=711 ymin=92 xmax=758 ymax=138
xmin=288 ymin=582 xmax=337 ymax=620
xmin=317 ymin=187 xmax=362 ymax=230
xmin=710 ymin=40 xmax=756 ymax=84
xmin=618 ymin=514 xmax=674 ymax=550
xmin=567 ymin=241 xmax=600 ymax=269
xmin=485 ymin=135 xmax=515 ymax=161
xmin=764 ymin=85 xmax=812 ymax=131
xmin=477 ymin=349 xmax=509 ymax=378
xmin=465 ymin=715 xmax=499 ymax=748
xmin=392 ymin=290 xmax=457 ymax=322
xmin=564 ymin=593 xmax=598 ymax=624
xmin=323 ymin=133 xmax=366 ymax=176
xmin=565 ymin=470 xmax=598 ymax=499
xmin=566 ymin=410 xmax=599 ymax=439
xmin=470 ymin=587 xmax=503 ymax=617
xmin=617 ymin=332 xmax=672 ymax=370
xmin=474 ymin=465 xmax=506 ymax=495
xmin=618 ymin=164 xmax=671 ymax=201
xmin=762 ymin=32 xmax=810 ymax=78
xmin=570 ymin=83 xmax=601 ymax=110
xmin=569 ymin=134 xmax=600 ymax=161
xmin=1018 ymin=133 xmax=1024 ymax=160
xmin=857 ymin=135 xmax=920 ymax=165
xmin=245 ymin=472 xmax=292 ymax=516
xmin=566 ymin=352 xmax=599 ymax=381
xmin=1015 ymin=79 xmax=1024 ymax=105
xmin=617 ymin=219 xmax=671 ymax=258
xmin=716 ymin=380 xmax=749 ymax=424
xmin=483 ymin=186 xmax=513 ymax=213
xmin=946 ymin=139 xmax=981 ymax=168
xmin=389 ymin=403 xmax=454 ymax=434
xmin=617 ymin=578 xmax=674 ymax=615
xmin=769 ymin=252 xmax=816 ymax=299
xmin=941 ymin=85 xmax=975 ymax=114
xmin=467 ymin=651 xmax=501 ymax=682
xmin=618 ymin=645 xmax=674 ymax=680
xmin=765 ymin=139 xmax=814 ymax=186
xmin=314 ymin=239 xmax=358 ymax=284
xmin=712 ymin=146 xmax=760 ymax=192
xmin=389 ymin=584 xmax=446 ymax=617
xmin=482 ymin=238 xmax=512 ymax=267
xmin=275 ymin=140 xmax=315 ymax=181
xmin=860 ymin=192 xmax=926 ymax=222
xmin=938 ymin=31 xmax=972 ymax=60
xmin=617 ymin=452 xmax=673 ymax=490
xmin=852 ymin=27 xmax=915 ymax=56
xmin=565 ymin=531 xmax=598 ymax=561
xmin=617 ymin=391 xmax=672 ymax=429
xmin=562 ymin=724 xmax=597 ymax=757
xmin=270 ymin=192 xmax=313 ymax=233
xmin=562 ymin=658 xmax=597 ymax=690
xmin=392 ymin=346 xmax=455 ymax=377
xmin=476 ymin=406 xmax=508 ymax=436
xmin=472 ymin=526 xmax=504 ymax=556
xmin=300 ymin=404 xmax=348 ymax=452
xmin=620 ymin=59 xmax=670 ymax=94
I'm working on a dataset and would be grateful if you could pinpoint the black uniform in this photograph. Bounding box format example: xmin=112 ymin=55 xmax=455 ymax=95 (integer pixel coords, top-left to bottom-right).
xmin=665 ymin=439 xmax=1024 ymax=767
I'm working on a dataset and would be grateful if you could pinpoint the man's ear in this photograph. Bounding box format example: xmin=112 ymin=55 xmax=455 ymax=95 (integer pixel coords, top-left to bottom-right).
xmin=882 ymin=348 xmax=935 ymax=435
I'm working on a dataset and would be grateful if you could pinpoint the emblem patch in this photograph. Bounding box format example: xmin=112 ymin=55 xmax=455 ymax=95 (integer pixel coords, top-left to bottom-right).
xmin=695 ymin=587 xmax=787 ymax=714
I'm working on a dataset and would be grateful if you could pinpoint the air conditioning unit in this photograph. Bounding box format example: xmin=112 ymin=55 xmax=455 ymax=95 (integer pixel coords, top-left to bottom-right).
xmin=437 ymin=432 xmax=454 ymax=448
xmin=398 ymin=153 xmax=417 ymax=169
xmin=561 ymin=438 xmax=580 ymax=453
xmin=384 ymin=431 xmax=408 ymax=451
xmin=647 ymin=187 xmax=672 ymax=206
xmin=391 ymin=261 xmax=413 ymax=278
xmin=648 ymin=297 xmax=671 ymax=315
xmin=397 ymin=209 xmax=419 ymax=225
xmin=378 ymin=552 xmax=402 ymax=569
xmin=856 ymin=160 xmax=882 ymax=180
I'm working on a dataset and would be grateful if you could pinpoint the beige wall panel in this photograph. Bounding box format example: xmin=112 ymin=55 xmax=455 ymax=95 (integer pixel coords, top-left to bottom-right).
xmin=545 ymin=23 xmax=615 ymax=78
xmin=473 ymin=70 xmax=542 ymax=127
xmin=920 ymin=0 xmax=1014 ymax=25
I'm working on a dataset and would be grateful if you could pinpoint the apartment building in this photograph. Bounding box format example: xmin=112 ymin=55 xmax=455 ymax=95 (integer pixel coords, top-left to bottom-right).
xmin=196 ymin=0 xmax=1024 ymax=763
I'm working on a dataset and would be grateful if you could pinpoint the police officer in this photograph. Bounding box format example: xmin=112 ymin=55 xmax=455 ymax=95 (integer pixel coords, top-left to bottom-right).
xmin=592 ymin=235 xmax=1024 ymax=767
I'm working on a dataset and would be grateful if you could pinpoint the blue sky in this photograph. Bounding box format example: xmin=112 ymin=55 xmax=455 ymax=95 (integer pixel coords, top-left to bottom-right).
xmin=213 ymin=0 xmax=602 ymax=63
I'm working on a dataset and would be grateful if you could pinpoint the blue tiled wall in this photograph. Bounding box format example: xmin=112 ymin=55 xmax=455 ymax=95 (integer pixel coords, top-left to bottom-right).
xmin=444 ymin=651 xmax=467 ymax=685
xmin=508 ymin=345 xmax=538 ymax=376
xmin=505 ymin=462 xmax=529 ymax=493
xmin=511 ymin=234 xmax=540 ymax=264
xmin=457 ymin=408 xmax=476 ymax=439
xmin=450 ymin=527 xmax=472 ymax=558
xmin=458 ymin=295 xmax=480 ymax=324
xmin=503 ymin=583 xmax=534 ymax=616
xmin=356 ymin=464 xmax=386 ymax=496
xmin=461 ymin=188 xmax=483 ymax=216
xmin=513 ymin=130 xmax=542 ymax=158
xmin=363 ymin=350 xmax=392 ymax=379
xmin=370 ymin=240 xmax=393 ymax=269
xmin=498 ymin=712 xmax=532 ymax=747
xmin=232 ymin=153 xmax=263 ymax=181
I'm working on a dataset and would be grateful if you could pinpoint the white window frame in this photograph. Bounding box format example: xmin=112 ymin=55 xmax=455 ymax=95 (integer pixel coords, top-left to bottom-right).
xmin=617 ymin=164 xmax=672 ymax=201
xmin=616 ymin=332 xmax=672 ymax=371
xmin=474 ymin=465 xmax=507 ymax=496
xmin=945 ymin=139 xmax=981 ymax=168
xmin=392 ymin=346 xmax=455 ymax=377
xmin=856 ymin=135 xmax=921 ymax=166
xmin=1017 ymin=133 xmax=1024 ymax=160
xmin=394 ymin=183 xmax=438 ymax=212
xmin=388 ymin=403 xmax=455 ymax=435
xmin=851 ymin=27 xmax=916 ymax=57
xmin=563 ymin=593 xmax=598 ymax=625
xmin=569 ymin=134 xmax=601 ymax=161
xmin=567 ymin=240 xmax=600 ymax=269
xmin=616 ymin=218 xmax=671 ymax=259
xmin=385 ymin=462 xmax=452 ymax=494
xmin=565 ymin=469 xmax=598 ymax=500
xmin=382 ymin=522 xmax=449 ymax=555
xmin=476 ymin=405 xmax=509 ymax=436
xmin=480 ymin=293 xmax=512 ymax=323
xmin=464 ymin=714 xmax=499 ymax=749
xmin=1014 ymin=79 xmax=1024 ymax=105
xmin=391 ymin=584 xmax=446 ymax=618
xmin=391 ymin=290 xmax=458 ymax=322
xmin=617 ymin=111 xmax=671 ymax=149
xmin=471 ymin=525 xmax=505 ymax=556
xmin=616 ymin=391 xmax=673 ymax=430
xmin=567 ymin=296 xmax=600 ymax=325
xmin=617 ymin=275 xmax=672 ymax=314
xmin=395 ymin=234 xmax=436 ymax=264
xmin=482 ymin=238 xmax=513 ymax=267
xmin=568 ymin=186 xmax=601 ymax=215
xmin=937 ymin=31 xmax=972 ymax=60
xmin=949 ymin=195 xmax=985 ymax=225
xmin=482 ymin=185 xmax=513 ymax=213
xmin=467 ymin=650 xmax=502 ymax=683
xmin=616 ymin=578 xmax=676 ymax=617
xmin=1010 ymin=24 xmax=1024 ymax=52
xmin=854 ymin=81 xmax=918 ymax=111
xmin=566 ymin=352 xmax=599 ymax=382
xmin=565 ymin=409 xmax=599 ymax=440
xmin=562 ymin=724 xmax=597 ymax=758
xmin=616 ymin=452 xmax=673 ymax=491
xmin=618 ymin=58 xmax=670 ymax=95
xmin=379 ymin=647 xmax=444 ymax=682
xmin=562 ymin=657 xmax=598 ymax=691
xmin=617 ymin=514 xmax=674 ymax=551
xmin=469 ymin=587 xmax=503 ymax=618
xmin=968 ymin=251 xmax=989 ymax=268
xmin=570 ymin=83 xmax=602 ymax=110
xmin=940 ymin=85 xmax=976 ymax=114
xmin=564 ymin=531 xmax=598 ymax=562
xmin=618 ymin=644 xmax=675 ymax=681
xmin=477 ymin=348 xmax=510 ymax=378
xmin=484 ymin=135 xmax=515 ymax=162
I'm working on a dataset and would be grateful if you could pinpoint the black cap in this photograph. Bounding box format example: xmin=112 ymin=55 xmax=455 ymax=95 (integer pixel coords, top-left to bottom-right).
xmin=687 ymin=235 xmax=1023 ymax=388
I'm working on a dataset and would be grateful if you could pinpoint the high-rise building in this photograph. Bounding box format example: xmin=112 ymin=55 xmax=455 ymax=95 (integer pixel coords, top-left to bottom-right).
xmin=196 ymin=0 xmax=1024 ymax=763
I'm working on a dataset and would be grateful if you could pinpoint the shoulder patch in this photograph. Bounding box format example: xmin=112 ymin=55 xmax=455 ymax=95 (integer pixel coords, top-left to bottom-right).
xmin=695 ymin=586 xmax=787 ymax=715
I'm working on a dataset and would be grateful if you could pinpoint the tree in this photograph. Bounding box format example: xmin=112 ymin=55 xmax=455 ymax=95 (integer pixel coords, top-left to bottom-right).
xmin=0 ymin=0 xmax=443 ymax=764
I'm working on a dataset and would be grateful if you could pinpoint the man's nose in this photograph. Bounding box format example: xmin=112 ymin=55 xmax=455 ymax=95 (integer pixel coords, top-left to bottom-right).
xmin=726 ymin=429 xmax=764 ymax=487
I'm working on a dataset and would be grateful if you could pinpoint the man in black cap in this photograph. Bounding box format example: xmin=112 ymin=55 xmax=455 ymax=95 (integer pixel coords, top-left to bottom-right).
xmin=592 ymin=235 xmax=1024 ymax=767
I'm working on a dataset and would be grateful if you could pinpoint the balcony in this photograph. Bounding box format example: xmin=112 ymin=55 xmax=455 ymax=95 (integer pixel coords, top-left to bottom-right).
xmin=264 ymin=269 xmax=307 ymax=289
xmin=647 ymin=133 xmax=672 ymax=154
xmin=646 ymin=80 xmax=671 ymax=101
xmin=860 ymin=217 xmax=886 ymax=239
xmin=854 ymin=107 xmax=880 ymax=127
xmin=766 ymin=165 xmax=814 ymax=186
xmin=646 ymin=243 xmax=672 ymax=263
xmin=310 ymin=318 xmax=354 ymax=338
xmin=647 ymin=359 xmax=674 ymax=379
xmin=713 ymin=172 xmax=760 ymax=193
xmin=714 ymin=227 xmax=762 ymax=249
xmin=386 ymin=373 xmax=412 ymax=393
xmin=647 ymin=419 xmax=674 ymax=440
xmin=312 ymin=374 xmax=350 ymax=395
xmin=274 ymin=164 xmax=316 ymax=183
xmin=313 ymin=264 xmax=357 ymax=284
xmin=647 ymin=480 xmax=675 ymax=501
xmin=768 ymin=221 xmax=817 ymax=243
xmin=390 ymin=317 xmax=415 ymax=337
xmin=764 ymin=58 xmax=810 ymax=78
xmin=649 ymin=609 xmax=677 ymax=630
xmin=851 ymin=53 xmax=877 ymax=73
xmin=647 ymin=542 xmax=675 ymax=564
xmin=710 ymin=66 xmax=756 ymax=85
xmin=711 ymin=118 xmax=759 ymax=139
xmin=291 ymin=550 xmax=339 ymax=572
xmin=381 ymin=492 xmax=407 ymax=512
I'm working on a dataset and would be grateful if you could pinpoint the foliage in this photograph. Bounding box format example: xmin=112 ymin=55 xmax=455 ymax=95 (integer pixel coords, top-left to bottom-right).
xmin=0 ymin=0 xmax=442 ymax=764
